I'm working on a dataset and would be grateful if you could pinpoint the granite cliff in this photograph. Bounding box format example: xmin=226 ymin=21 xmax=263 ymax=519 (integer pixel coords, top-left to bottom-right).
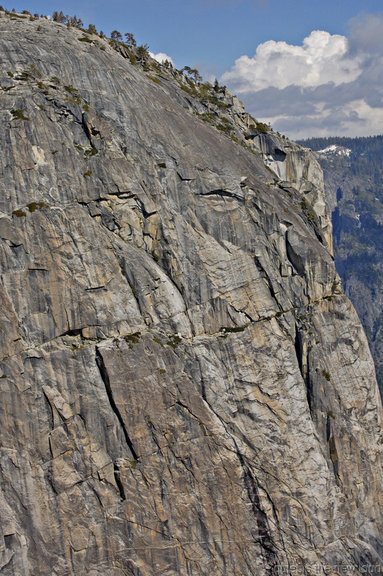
xmin=297 ymin=136 xmax=383 ymax=396
xmin=0 ymin=11 xmax=382 ymax=576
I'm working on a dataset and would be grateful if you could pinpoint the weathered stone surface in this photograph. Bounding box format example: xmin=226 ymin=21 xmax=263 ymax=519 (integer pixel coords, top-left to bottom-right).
xmin=0 ymin=12 xmax=382 ymax=576
xmin=301 ymin=138 xmax=383 ymax=395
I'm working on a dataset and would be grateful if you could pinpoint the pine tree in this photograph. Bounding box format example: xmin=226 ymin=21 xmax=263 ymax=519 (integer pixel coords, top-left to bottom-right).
xmin=111 ymin=30 xmax=122 ymax=42
xmin=125 ymin=32 xmax=136 ymax=47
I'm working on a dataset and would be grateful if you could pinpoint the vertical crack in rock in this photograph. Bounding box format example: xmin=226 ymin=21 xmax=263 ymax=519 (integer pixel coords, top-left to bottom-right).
xmin=42 ymin=388 xmax=55 ymax=433
xmin=294 ymin=326 xmax=312 ymax=414
xmin=81 ymin=111 xmax=98 ymax=151
xmin=327 ymin=415 xmax=340 ymax=484
xmin=113 ymin=462 xmax=126 ymax=501
xmin=95 ymin=348 xmax=139 ymax=461
xmin=236 ymin=450 xmax=279 ymax=574
xmin=196 ymin=386 xmax=282 ymax=570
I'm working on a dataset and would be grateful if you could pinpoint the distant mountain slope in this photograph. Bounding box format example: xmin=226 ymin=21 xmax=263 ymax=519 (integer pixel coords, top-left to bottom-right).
xmin=298 ymin=136 xmax=383 ymax=394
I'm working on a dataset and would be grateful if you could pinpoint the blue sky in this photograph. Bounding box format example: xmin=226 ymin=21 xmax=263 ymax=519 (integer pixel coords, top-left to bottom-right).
xmin=5 ymin=0 xmax=383 ymax=138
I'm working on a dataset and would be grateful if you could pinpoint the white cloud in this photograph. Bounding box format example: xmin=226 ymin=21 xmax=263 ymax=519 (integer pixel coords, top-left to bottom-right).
xmin=222 ymin=30 xmax=362 ymax=92
xmin=149 ymin=52 xmax=174 ymax=65
xmin=267 ymin=99 xmax=383 ymax=140
xmin=348 ymin=13 xmax=383 ymax=55
xmin=220 ymin=17 xmax=383 ymax=138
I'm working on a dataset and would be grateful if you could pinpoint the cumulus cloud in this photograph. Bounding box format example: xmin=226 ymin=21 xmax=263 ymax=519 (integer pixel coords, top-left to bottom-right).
xmin=221 ymin=15 xmax=383 ymax=138
xmin=149 ymin=52 xmax=174 ymax=65
xmin=222 ymin=31 xmax=362 ymax=91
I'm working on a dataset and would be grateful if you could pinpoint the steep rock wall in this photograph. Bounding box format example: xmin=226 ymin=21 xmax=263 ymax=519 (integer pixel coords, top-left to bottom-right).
xmin=0 ymin=13 xmax=382 ymax=576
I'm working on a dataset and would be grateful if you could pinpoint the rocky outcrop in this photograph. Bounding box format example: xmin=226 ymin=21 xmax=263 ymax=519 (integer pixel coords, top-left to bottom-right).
xmin=298 ymin=137 xmax=383 ymax=395
xmin=0 ymin=12 xmax=382 ymax=576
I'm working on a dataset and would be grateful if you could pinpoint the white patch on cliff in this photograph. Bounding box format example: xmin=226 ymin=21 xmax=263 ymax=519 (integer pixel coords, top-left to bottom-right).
xmin=32 ymin=145 xmax=47 ymax=166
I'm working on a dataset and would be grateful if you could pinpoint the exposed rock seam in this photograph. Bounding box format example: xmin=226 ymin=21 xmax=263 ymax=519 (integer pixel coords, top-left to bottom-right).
xmin=95 ymin=347 xmax=138 ymax=463
xmin=0 ymin=291 xmax=341 ymax=367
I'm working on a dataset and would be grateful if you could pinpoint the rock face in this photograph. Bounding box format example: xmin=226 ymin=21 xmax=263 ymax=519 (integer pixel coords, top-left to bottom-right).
xmin=297 ymin=137 xmax=383 ymax=396
xmin=0 ymin=13 xmax=382 ymax=576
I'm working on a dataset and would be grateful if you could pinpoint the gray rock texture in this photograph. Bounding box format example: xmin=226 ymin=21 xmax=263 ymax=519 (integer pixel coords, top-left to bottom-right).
xmin=300 ymin=139 xmax=383 ymax=395
xmin=0 ymin=12 xmax=382 ymax=576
